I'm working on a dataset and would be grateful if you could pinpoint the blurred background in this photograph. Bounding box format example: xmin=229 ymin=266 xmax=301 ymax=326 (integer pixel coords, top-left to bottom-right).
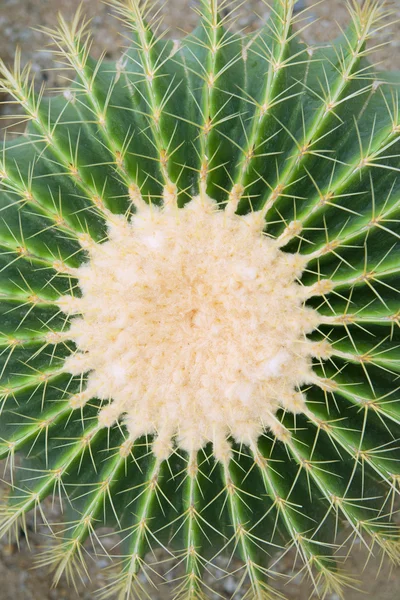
xmin=0 ymin=0 xmax=400 ymax=598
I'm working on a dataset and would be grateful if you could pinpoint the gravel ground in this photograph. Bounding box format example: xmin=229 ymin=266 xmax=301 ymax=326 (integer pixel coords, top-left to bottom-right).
xmin=1 ymin=1 xmax=400 ymax=599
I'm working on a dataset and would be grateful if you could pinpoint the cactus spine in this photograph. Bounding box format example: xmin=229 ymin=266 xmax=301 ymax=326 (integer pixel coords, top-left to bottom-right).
xmin=0 ymin=0 xmax=400 ymax=598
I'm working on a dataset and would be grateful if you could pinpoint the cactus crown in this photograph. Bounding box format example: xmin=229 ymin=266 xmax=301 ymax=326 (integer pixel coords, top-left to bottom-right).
xmin=0 ymin=0 xmax=400 ymax=598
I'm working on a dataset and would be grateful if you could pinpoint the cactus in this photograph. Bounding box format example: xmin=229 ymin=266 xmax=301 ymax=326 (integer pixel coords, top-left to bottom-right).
xmin=0 ymin=0 xmax=399 ymax=598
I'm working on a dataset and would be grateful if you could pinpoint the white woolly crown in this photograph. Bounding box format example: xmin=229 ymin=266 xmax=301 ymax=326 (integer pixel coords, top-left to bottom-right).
xmin=60 ymin=195 xmax=324 ymax=461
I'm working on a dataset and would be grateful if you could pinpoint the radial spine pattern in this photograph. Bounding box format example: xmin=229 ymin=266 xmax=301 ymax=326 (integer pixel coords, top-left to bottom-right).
xmin=0 ymin=1 xmax=399 ymax=599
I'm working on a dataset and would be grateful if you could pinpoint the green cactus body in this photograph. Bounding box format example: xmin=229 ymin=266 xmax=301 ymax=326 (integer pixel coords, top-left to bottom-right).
xmin=0 ymin=0 xmax=399 ymax=598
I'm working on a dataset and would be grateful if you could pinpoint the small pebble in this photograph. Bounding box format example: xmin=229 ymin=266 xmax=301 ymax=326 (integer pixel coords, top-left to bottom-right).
xmin=223 ymin=575 xmax=238 ymax=593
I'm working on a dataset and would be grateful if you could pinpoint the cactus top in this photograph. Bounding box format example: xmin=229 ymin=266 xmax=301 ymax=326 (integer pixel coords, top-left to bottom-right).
xmin=59 ymin=193 xmax=325 ymax=461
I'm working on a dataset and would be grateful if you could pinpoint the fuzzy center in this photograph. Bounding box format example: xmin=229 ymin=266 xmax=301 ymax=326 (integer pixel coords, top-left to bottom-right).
xmin=62 ymin=196 xmax=320 ymax=461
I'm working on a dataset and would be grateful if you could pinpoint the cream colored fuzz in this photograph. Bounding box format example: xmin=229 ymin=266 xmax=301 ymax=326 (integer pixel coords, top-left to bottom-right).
xmin=60 ymin=195 xmax=325 ymax=462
